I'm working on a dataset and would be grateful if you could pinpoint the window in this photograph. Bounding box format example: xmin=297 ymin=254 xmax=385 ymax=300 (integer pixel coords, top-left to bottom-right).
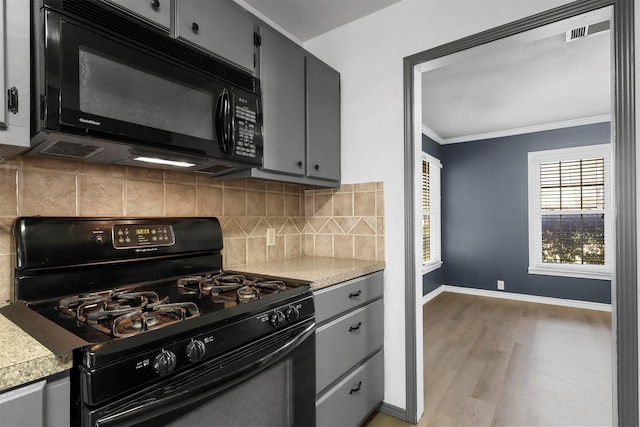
xmin=422 ymin=153 xmax=442 ymax=272
xmin=528 ymin=144 xmax=612 ymax=279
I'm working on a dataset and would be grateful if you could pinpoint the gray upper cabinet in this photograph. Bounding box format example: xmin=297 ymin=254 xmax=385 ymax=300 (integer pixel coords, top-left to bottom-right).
xmin=176 ymin=0 xmax=255 ymax=72
xmin=0 ymin=0 xmax=30 ymax=161
xmin=306 ymin=55 xmax=340 ymax=181
xmin=105 ymin=0 xmax=172 ymax=30
xmin=260 ymin=26 xmax=306 ymax=176
xmin=223 ymin=25 xmax=341 ymax=187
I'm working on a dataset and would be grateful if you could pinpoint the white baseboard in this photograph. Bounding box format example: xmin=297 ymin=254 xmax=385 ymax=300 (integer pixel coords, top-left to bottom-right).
xmin=422 ymin=284 xmax=611 ymax=312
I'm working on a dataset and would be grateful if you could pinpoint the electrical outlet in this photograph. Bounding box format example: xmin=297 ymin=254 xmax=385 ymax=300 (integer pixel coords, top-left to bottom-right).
xmin=267 ymin=228 xmax=276 ymax=247
xmin=497 ymin=280 xmax=505 ymax=290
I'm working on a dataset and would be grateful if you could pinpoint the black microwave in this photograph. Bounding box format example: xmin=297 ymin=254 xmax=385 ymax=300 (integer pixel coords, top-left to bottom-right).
xmin=30 ymin=0 xmax=263 ymax=175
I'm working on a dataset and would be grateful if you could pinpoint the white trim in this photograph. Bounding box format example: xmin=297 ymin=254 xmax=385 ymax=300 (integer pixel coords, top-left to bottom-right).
xmin=422 ymin=284 xmax=611 ymax=312
xmin=527 ymin=143 xmax=613 ymax=280
xmin=422 ymin=260 xmax=443 ymax=274
xmin=422 ymin=115 xmax=610 ymax=145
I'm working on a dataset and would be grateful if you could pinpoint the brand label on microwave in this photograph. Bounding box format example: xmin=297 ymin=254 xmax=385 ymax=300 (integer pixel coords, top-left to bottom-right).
xmin=79 ymin=117 xmax=102 ymax=126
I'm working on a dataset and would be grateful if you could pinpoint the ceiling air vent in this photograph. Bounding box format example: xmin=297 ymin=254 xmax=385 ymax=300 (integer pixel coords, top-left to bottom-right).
xmin=565 ymin=20 xmax=610 ymax=43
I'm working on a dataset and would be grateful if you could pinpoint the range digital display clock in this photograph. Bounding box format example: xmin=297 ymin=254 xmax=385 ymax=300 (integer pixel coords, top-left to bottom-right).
xmin=113 ymin=224 xmax=175 ymax=249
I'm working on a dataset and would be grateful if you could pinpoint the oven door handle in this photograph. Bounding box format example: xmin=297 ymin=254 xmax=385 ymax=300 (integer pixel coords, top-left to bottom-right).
xmin=94 ymin=320 xmax=315 ymax=427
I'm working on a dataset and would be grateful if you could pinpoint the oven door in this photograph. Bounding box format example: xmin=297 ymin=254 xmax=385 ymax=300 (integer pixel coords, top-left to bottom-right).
xmin=40 ymin=8 xmax=238 ymax=159
xmin=82 ymin=319 xmax=315 ymax=427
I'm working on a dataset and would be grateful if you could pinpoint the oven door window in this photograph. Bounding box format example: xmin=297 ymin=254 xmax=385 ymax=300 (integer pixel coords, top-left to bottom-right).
xmin=52 ymin=18 xmax=224 ymax=155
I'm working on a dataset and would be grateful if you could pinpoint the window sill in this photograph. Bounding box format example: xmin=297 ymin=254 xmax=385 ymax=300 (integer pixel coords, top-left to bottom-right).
xmin=422 ymin=260 xmax=443 ymax=274
xmin=528 ymin=265 xmax=611 ymax=281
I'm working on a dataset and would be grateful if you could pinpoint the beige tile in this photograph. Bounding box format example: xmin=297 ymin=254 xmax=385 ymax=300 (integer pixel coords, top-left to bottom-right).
xmin=246 ymin=191 xmax=266 ymax=217
xmin=354 ymin=191 xmax=376 ymax=216
xmin=79 ymin=162 xmax=126 ymax=178
xmin=354 ymin=183 xmax=376 ymax=191
xmin=197 ymin=186 xmax=223 ymax=216
xmin=0 ymin=221 xmax=11 ymax=255
xmin=222 ymin=238 xmax=247 ymax=268
xmin=125 ymin=180 xmax=164 ymax=216
xmin=335 ymin=184 xmax=353 ymax=194
xmin=0 ymin=169 xmax=17 ymax=216
xmin=126 ymin=166 xmax=164 ymax=182
xmin=0 ymin=254 xmax=10 ymax=305
xmin=349 ymin=218 xmax=376 ymax=235
xmin=247 ymin=237 xmax=267 ymax=264
xmin=304 ymin=194 xmax=314 ymax=217
xmin=266 ymin=192 xmax=284 ymax=217
xmin=79 ymin=175 xmax=124 ymax=216
xmin=315 ymin=234 xmax=333 ymax=257
xmin=236 ymin=217 xmax=260 ymax=236
xmin=22 ymin=156 xmax=78 ymax=172
xmin=223 ymin=188 xmax=246 ymax=217
xmin=267 ymin=235 xmax=285 ymax=260
xmin=165 ymin=170 xmax=196 ymax=184
xmin=284 ymin=194 xmax=301 ymax=216
xmin=165 ymin=183 xmax=197 ymax=216
xmin=246 ymin=179 xmax=266 ymax=191
xmin=21 ymin=169 xmax=77 ymax=216
xmin=284 ymin=184 xmax=302 ymax=194
xmin=376 ymin=236 xmax=386 ymax=261
xmin=354 ymin=236 xmax=376 ymax=261
xmin=314 ymin=194 xmax=333 ymax=217
xmin=195 ymin=174 xmax=218 ymax=187
xmin=285 ymin=234 xmax=301 ymax=258
xmin=221 ymin=219 xmax=246 ymax=238
xmin=334 ymin=235 xmax=354 ymax=259
xmin=304 ymin=234 xmax=314 ymax=256
xmin=376 ymin=190 xmax=385 ymax=216
xmin=377 ymin=216 xmax=385 ymax=235
xmin=266 ymin=182 xmax=285 ymax=193
xmin=224 ymin=179 xmax=247 ymax=189
xmin=333 ymin=192 xmax=353 ymax=217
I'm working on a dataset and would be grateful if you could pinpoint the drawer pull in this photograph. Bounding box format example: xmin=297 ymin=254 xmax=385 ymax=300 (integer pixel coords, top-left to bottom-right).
xmin=349 ymin=322 xmax=362 ymax=333
xmin=349 ymin=381 xmax=362 ymax=395
xmin=348 ymin=290 xmax=362 ymax=299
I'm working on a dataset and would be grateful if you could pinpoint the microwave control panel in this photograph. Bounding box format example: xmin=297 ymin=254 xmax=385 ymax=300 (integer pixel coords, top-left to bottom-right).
xmin=233 ymin=98 xmax=259 ymax=159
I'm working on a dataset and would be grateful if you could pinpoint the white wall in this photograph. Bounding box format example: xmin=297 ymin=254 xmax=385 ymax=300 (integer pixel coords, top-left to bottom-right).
xmin=303 ymin=0 xmax=575 ymax=417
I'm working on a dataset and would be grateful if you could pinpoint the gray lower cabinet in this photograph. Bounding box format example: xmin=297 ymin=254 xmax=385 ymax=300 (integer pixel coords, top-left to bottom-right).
xmin=0 ymin=371 xmax=70 ymax=427
xmin=314 ymin=272 xmax=384 ymax=426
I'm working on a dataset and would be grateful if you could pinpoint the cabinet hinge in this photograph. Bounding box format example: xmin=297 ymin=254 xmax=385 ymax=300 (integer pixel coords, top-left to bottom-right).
xmin=7 ymin=87 xmax=18 ymax=114
xmin=253 ymin=32 xmax=262 ymax=47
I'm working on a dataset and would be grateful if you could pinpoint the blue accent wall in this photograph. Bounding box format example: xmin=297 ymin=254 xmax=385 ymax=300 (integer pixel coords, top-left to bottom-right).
xmin=437 ymin=123 xmax=611 ymax=304
xmin=422 ymin=134 xmax=444 ymax=296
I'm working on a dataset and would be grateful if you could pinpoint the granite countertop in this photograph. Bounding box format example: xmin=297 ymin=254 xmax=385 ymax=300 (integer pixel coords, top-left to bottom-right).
xmin=229 ymin=256 xmax=385 ymax=290
xmin=0 ymin=315 xmax=72 ymax=393
xmin=0 ymin=256 xmax=384 ymax=394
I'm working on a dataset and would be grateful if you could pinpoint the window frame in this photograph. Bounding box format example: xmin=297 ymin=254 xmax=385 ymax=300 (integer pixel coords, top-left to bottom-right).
xmin=422 ymin=152 xmax=442 ymax=273
xmin=527 ymin=144 xmax=613 ymax=280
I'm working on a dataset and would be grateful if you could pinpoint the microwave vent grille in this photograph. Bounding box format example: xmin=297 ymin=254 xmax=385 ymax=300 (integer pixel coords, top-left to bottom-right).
xmin=40 ymin=140 xmax=105 ymax=159
xmin=58 ymin=0 xmax=257 ymax=94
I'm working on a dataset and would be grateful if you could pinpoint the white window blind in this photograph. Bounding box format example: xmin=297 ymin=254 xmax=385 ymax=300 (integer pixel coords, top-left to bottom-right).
xmin=422 ymin=153 xmax=441 ymax=268
xmin=528 ymin=144 xmax=612 ymax=279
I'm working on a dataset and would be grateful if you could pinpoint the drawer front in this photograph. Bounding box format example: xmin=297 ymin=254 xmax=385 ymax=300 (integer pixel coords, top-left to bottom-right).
xmin=314 ymin=272 xmax=383 ymax=324
xmin=316 ymin=298 xmax=383 ymax=394
xmin=316 ymin=350 xmax=384 ymax=427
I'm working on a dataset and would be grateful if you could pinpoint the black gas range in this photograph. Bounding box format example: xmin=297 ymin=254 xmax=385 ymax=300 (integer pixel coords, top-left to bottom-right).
xmin=3 ymin=217 xmax=316 ymax=426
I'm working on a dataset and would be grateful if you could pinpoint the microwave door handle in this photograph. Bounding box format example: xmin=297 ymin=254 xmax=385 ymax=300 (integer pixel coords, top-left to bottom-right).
xmin=215 ymin=90 xmax=232 ymax=154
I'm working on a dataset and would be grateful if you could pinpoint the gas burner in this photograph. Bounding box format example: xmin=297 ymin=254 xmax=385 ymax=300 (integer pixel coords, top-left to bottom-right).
xmin=176 ymin=273 xmax=288 ymax=304
xmin=56 ymin=289 xmax=198 ymax=337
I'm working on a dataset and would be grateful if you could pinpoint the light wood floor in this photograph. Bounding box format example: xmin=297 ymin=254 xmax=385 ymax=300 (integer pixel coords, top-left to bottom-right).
xmin=363 ymin=293 xmax=612 ymax=426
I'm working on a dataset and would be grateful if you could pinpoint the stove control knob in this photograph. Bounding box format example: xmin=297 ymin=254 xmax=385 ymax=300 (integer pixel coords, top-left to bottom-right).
xmin=185 ymin=340 xmax=206 ymax=363
xmin=270 ymin=310 xmax=286 ymax=328
xmin=154 ymin=349 xmax=177 ymax=376
xmin=285 ymin=306 xmax=300 ymax=322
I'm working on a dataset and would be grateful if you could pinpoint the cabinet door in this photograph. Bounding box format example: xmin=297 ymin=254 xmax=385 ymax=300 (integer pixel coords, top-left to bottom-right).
xmin=176 ymin=0 xmax=255 ymax=72
xmin=0 ymin=0 xmax=30 ymax=160
xmin=259 ymin=26 xmax=306 ymax=176
xmin=0 ymin=380 xmax=45 ymax=426
xmin=105 ymin=0 xmax=171 ymax=30
xmin=306 ymin=56 xmax=340 ymax=182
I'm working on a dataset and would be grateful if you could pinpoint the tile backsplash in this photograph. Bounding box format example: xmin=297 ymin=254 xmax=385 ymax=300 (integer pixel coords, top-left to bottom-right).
xmin=0 ymin=156 xmax=384 ymax=305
